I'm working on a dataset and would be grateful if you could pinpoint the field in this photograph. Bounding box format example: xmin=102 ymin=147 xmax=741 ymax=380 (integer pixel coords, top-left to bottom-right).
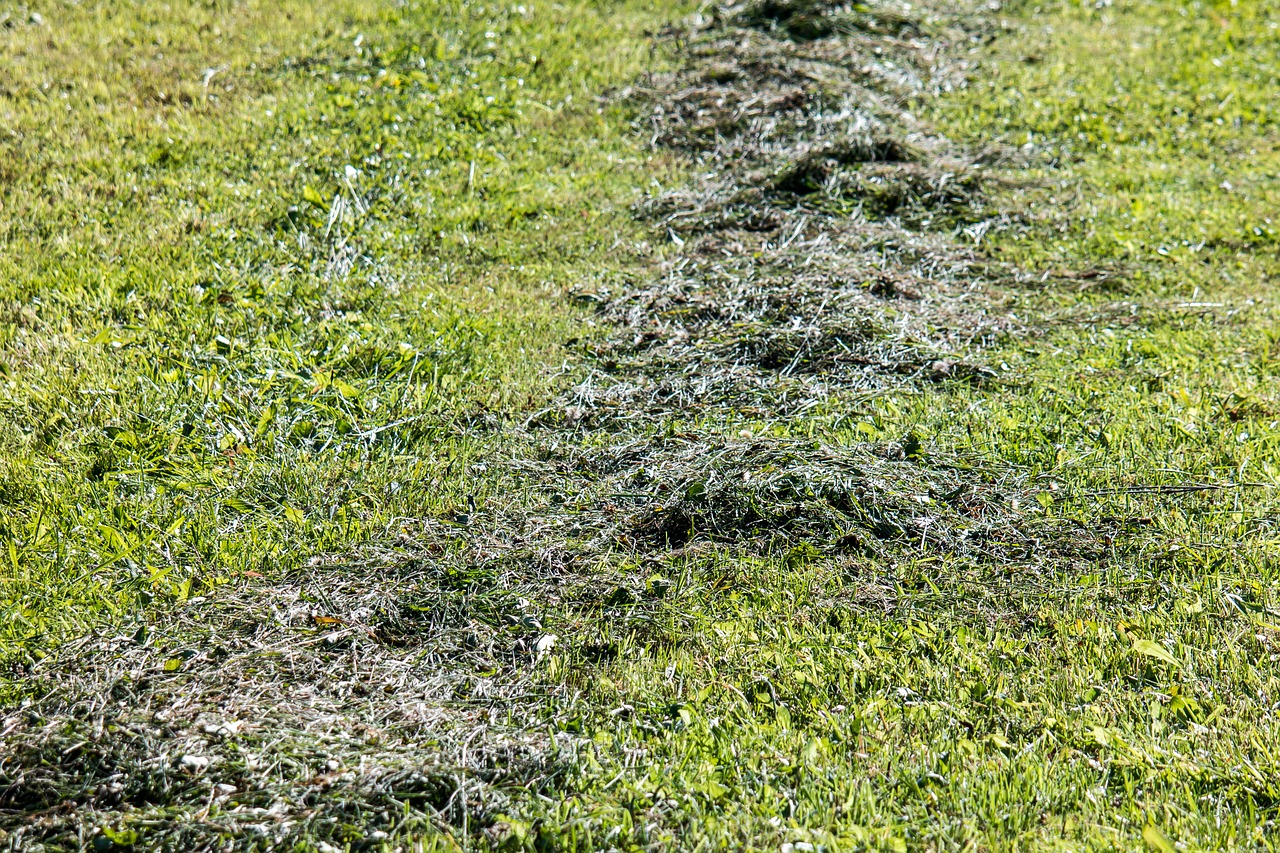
xmin=2 ymin=0 xmax=1279 ymax=849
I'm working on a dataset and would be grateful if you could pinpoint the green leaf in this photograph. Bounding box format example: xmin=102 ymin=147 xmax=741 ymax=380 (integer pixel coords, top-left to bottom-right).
xmin=302 ymin=185 xmax=327 ymax=209
xmin=102 ymin=825 xmax=141 ymax=846
xmin=1142 ymin=824 xmax=1176 ymax=853
xmin=1131 ymin=637 xmax=1179 ymax=667
xmin=801 ymin=736 xmax=829 ymax=765
xmin=701 ymin=778 xmax=728 ymax=799
xmin=163 ymin=657 xmax=183 ymax=672
xmin=254 ymin=402 xmax=277 ymax=440
xmin=222 ymin=496 xmax=255 ymax=513
xmin=97 ymin=524 xmax=128 ymax=552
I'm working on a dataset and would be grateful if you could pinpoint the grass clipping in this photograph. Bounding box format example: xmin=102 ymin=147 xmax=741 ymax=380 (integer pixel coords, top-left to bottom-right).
xmin=0 ymin=0 xmax=1045 ymax=848
xmin=560 ymin=0 xmax=1016 ymax=426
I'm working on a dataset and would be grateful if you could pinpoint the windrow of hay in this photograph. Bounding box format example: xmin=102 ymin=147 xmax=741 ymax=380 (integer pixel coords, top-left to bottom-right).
xmin=0 ymin=1 xmax=1059 ymax=848
xmin=2 ymin=554 xmax=557 ymax=849
xmin=556 ymin=0 xmax=1023 ymax=428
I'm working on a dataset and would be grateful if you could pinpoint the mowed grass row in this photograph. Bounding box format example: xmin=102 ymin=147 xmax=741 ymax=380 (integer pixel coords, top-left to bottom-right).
xmin=0 ymin=0 xmax=686 ymax=668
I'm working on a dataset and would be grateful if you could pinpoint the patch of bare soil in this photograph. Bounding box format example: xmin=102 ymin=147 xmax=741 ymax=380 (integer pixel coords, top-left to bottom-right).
xmin=0 ymin=2 xmax=1069 ymax=848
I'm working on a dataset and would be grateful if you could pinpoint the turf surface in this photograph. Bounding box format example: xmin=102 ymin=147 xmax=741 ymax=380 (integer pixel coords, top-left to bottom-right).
xmin=2 ymin=0 xmax=1280 ymax=849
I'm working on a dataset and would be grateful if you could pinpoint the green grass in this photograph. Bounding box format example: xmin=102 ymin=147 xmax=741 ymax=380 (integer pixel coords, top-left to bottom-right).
xmin=505 ymin=1 xmax=1280 ymax=849
xmin=0 ymin=0 xmax=684 ymax=661
xmin=5 ymin=0 xmax=1280 ymax=849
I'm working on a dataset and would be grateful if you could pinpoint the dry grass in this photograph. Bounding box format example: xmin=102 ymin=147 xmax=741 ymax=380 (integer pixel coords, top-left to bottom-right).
xmin=558 ymin=0 xmax=1026 ymax=431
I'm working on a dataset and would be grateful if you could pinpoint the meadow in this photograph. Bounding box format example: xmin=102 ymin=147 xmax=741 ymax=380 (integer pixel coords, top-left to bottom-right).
xmin=2 ymin=0 xmax=1279 ymax=849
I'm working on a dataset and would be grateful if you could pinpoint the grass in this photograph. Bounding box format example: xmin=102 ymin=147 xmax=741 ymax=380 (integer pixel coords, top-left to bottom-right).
xmin=531 ymin=1 xmax=1280 ymax=848
xmin=0 ymin=0 xmax=686 ymax=661
xmin=4 ymin=0 xmax=1280 ymax=849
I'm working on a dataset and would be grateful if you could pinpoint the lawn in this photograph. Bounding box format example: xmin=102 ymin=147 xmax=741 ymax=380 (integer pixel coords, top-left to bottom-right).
xmin=2 ymin=0 xmax=1279 ymax=849
xmin=0 ymin=0 xmax=682 ymax=659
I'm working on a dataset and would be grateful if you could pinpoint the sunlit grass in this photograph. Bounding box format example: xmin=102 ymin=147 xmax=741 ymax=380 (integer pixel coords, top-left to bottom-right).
xmin=514 ymin=1 xmax=1280 ymax=848
xmin=0 ymin=0 xmax=685 ymax=662
xmin=4 ymin=0 xmax=1280 ymax=848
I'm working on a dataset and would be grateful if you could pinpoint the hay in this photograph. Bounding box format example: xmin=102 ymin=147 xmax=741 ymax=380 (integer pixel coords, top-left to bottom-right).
xmin=561 ymin=0 xmax=1021 ymax=427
